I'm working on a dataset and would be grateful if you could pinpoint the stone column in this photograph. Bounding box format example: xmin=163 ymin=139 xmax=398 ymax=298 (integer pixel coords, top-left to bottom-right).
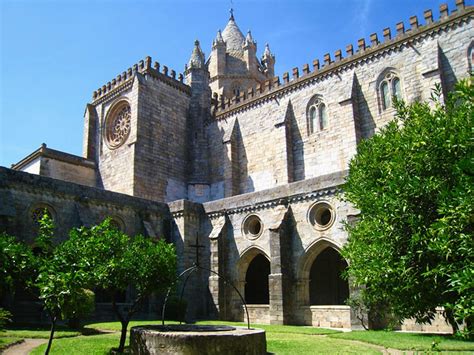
xmin=169 ymin=200 xmax=206 ymax=321
xmin=269 ymin=226 xmax=285 ymax=325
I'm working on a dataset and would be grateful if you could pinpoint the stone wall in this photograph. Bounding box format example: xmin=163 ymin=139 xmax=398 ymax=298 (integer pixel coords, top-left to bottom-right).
xmin=87 ymin=58 xmax=191 ymax=203
xmin=207 ymin=5 xmax=473 ymax=201
xmin=203 ymin=171 xmax=357 ymax=325
xmin=0 ymin=167 xmax=170 ymax=322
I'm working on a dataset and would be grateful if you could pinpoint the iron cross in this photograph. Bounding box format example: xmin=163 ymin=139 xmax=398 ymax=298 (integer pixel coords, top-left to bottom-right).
xmin=189 ymin=232 xmax=205 ymax=266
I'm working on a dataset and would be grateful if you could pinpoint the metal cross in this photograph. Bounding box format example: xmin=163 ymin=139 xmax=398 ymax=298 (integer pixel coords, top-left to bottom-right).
xmin=189 ymin=232 xmax=205 ymax=266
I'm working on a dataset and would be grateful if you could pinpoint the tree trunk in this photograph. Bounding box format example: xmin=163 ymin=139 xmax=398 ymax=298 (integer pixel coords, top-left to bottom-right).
xmin=118 ymin=319 xmax=129 ymax=353
xmin=45 ymin=314 xmax=57 ymax=355
xmin=445 ymin=308 xmax=459 ymax=334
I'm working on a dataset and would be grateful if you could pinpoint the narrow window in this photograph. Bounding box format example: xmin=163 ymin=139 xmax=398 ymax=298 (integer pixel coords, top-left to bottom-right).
xmin=381 ymin=81 xmax=390 ymax=110
xmin=309 ymin=106 xmax=317 ymax=133
xmin=319 ymin=104 xmax=328 ymax=130
xmin=392 ymin=78 xmax=401 ymax=99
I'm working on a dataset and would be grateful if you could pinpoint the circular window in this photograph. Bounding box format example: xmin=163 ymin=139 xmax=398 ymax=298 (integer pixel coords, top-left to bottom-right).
xmin=308 ymin=202 xmax=335 ymax=231
xmin=105 ymin=101 xmax=131 ymax=149
xmin=30 ymin=204 xmax=55 ymax=225
xmin=242 ymin=214 xmax=264 ymax=240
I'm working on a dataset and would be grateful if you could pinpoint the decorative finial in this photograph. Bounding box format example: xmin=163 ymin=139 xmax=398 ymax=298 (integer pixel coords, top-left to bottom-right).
xmin=229 ymin=7 xmax=234 ymax=20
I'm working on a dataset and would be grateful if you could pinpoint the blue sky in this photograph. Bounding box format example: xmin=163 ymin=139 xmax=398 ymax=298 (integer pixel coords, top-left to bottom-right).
xmin=0 ymin=0 xmax=463 ymax=167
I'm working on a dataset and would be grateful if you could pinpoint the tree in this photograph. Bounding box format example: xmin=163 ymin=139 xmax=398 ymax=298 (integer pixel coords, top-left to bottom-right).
xmin=34 ymin=212 xmax=93 ymax=355
xmin=65 ymin=219 xmax=177 ymax=352
xmin=0 ymin=233 xmax=35 ymax=331
xmin=342 ymin=79 xmax=473 ymax=337
xmin=0 ymin=232 xmax=36 ymax=301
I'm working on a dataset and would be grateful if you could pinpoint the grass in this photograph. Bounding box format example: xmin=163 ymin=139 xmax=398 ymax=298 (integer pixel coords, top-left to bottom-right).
xmin=6 ymin=320 xmax=474 ymax=354
xmin=0 ymin=326 xmax=81 ymax=339
xmin=329 ymin=330 xmax=474 ymax=352
xmin=0 ymin=336 xmax=22 ymax=351
xmin=30 ymin=333 xmax=118 ymax=355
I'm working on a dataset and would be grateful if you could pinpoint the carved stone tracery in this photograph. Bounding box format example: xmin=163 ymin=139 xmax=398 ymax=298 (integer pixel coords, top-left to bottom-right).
xmin=105 ymin=103 xmax=131 ymax=149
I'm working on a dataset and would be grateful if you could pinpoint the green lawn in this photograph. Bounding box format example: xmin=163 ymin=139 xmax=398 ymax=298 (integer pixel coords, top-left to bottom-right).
xmin=0 ymin=337 xmax=22 ymax=351
xmin=329 ymin=330 xmax=474 ymax=352
xmin=6 ymin=321 xmax=474 ymax=354
xmin=0 ymin=326 xmax=81 ymax=339
xmin=31 ymin=333 xmax=118 ymax=355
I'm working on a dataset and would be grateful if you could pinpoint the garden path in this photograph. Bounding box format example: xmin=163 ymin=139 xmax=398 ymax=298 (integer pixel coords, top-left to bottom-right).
xmin=2 ymin=338 xmax=47 ymax=355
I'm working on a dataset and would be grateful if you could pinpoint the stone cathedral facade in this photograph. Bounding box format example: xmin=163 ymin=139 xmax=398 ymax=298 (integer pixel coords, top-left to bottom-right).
xmin=1 ymin=3 xmax=473 ymax=330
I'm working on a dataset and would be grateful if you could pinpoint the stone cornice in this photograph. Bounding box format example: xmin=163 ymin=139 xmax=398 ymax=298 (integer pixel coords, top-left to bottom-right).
xmin=213 ymin=6 xmax=473 ymax=120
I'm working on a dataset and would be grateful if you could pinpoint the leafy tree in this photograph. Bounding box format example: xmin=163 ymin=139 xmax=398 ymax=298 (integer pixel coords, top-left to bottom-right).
xmin=34 ymin=213 xmax=94 ymax=354
xmin=65 ymin=219 xmax=177 ymax=352
xmin=342 ymin=79 xmax=473 ymax=337
xmin=0 ymin=232 xmax=36 ymax=300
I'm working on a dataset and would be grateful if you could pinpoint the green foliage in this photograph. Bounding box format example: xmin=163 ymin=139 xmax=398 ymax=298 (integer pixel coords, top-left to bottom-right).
xmin=342 ymin=79 xmax=473 ymax=336
xmin=64 ymin=218 xmax=177 ymax=352
xmin=0 ymin=308 xmax=12 ymax=330
xmin=0 ymin=232 xmax=36 ymax=299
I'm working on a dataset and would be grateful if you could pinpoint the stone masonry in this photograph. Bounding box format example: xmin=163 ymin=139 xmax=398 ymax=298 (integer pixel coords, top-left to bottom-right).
xmin=2 ymin=2 xmax=473 ymax=330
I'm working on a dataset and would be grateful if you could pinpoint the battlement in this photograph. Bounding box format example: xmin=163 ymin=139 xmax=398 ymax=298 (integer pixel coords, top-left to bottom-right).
xmin=92 ymin=56 xmax=190 ymax=103
xmin=213 ymin=0 xmax=472 ymax=117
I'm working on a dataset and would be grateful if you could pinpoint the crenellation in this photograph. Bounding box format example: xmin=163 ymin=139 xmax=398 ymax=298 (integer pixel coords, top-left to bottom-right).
xmin=313 ymin=59 xmax=320 ymax=71
xmin=424 ymin=9 xmax=433 ymax=24
xmin=396 ymin=22 xmax=405 ymax=36
xmin=324 ymin=53 xmax=331 ymax=65
xmin=7 ymin=4 xmax=472 ymax=330
xmin=440 ymin=3 xmax=449 ymax=18
xmin=370 ymin=33 xmax=378 ymax=47
xmin=292 ymin=67 xmax=299 ymax=79
xmin=92 ymin=56 xmax=188 ymax=102
xmin=145 ymin=56 xmax=152 ymax=69
xmin=272 ymin=76 xmax=280 ymax=87
xmin=410 ymin=16 xmax=419 ymax=30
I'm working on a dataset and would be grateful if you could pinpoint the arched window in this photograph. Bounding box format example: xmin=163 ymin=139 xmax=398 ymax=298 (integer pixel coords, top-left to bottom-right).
xmin=319 ymin=104 xmax=328 ymax=130
xmin=378 ymin=70 xmax=402 ymax=112
xmin=307 ymin=96 xmax=328 ymax=134
xmin=309 ymin=247 xmax=349 ymax=305
xmin=244 ymin=254 xmax=270 ymax=304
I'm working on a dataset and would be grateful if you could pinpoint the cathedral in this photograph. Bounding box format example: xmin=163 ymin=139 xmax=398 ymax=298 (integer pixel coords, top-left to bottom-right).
xmin=1 ymin=2 xmax=472 ymax=331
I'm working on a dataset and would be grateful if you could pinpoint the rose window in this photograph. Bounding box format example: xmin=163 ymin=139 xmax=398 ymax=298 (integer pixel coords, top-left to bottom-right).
xmin=105 ymin=103 xmax=131 ymax=149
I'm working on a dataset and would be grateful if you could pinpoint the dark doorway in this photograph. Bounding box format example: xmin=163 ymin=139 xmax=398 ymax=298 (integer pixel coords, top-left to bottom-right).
xmin=309 ymin=247 xmax=349 ymax=305
xmin=245 ymin=254 xmax=270 ymax=304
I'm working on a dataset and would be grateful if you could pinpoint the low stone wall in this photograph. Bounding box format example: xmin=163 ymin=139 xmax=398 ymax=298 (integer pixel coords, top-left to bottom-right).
xmin=303 ymin=305 xmax=351 ymax=329
xmin=244 ymin=305 xmax=270 ymax=325
xmin=401 ymin=307 xmax=453 ymax=333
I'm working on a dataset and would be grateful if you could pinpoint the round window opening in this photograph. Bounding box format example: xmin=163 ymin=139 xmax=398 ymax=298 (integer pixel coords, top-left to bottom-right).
xmin=242 ymin=215 xmax=264 ymax=240
xmin=308 ymin=202 xmax=335 ymax=230
xmin=105 ymin=102 xmax=131 ymax=149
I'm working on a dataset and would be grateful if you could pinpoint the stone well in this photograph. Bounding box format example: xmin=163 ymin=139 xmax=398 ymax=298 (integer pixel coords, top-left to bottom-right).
xmin=130 ymin=324 xmax=266 ymax=355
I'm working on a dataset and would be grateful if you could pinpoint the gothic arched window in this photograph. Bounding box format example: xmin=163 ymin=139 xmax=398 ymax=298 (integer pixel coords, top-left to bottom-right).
xmin=378 ymin=70 xmax=403 ymax=112
xmin=307 ymin=95 xmax=328 ymax=134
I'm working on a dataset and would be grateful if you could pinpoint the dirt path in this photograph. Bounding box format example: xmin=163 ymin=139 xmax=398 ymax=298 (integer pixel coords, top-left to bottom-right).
xmin=2 ymin=338 xmax=47 ymax=355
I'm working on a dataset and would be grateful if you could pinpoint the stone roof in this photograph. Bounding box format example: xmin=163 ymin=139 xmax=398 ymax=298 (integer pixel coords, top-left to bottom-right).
xmin=188 ymin=40 xmax=205 ymax=69
xmin=221 ymin=15 xmax=245 ymax=52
